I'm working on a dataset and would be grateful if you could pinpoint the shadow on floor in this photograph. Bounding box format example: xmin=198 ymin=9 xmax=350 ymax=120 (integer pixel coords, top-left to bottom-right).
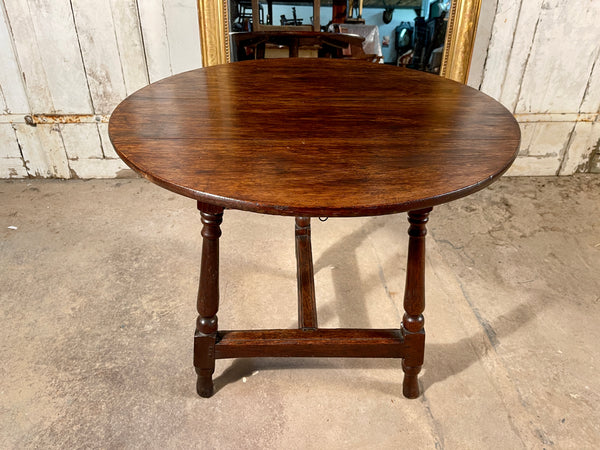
xmin=206 ymin=215 xmax=543 ymax=398
xmin=211 ymin=294 xmax=542 ymax=398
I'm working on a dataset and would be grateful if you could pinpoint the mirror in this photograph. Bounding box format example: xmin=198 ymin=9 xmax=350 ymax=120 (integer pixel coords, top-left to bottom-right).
xmin=197 ymin=0 xmax=481 ymax=83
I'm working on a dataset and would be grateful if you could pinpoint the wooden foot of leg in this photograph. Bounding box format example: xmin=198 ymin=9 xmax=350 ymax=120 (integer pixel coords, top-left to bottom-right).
xmin=402 ymin=360 xmax=422 ymax=399
xmin=196 ymin=368 xmax=215 ymax=398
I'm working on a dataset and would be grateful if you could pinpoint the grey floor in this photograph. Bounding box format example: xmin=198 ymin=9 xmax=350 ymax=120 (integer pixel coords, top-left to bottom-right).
xmin=1 ymin=175 xmax=599 ymax=449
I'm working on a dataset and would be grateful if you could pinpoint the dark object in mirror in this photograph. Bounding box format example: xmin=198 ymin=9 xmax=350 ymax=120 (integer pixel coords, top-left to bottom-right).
xmin=395 ymin=10 xmax=447 ymax=74
xmin=395 ymin=21 xmax=414 ymax=58
xmin=383 ymin=7 xmax=394 ymax=24
xmin=429 ymin=0 xmax=444 ymax=19
xmin=280 ymin=7 xmax=303 ymax=26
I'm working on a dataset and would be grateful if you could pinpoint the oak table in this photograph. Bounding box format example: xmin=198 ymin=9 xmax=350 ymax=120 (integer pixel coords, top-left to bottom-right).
xmin=109 ymin=59 xmax=520 ymax=399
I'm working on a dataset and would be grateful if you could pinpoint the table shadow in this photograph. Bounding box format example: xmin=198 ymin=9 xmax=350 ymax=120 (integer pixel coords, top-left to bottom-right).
xmin=212 ymin=216 xmax=544 ymax=398
xmin=213 ymin=298 xmax=540 ymax=398
xmin=312 ymin=217 xmax=388 ymax=328
xmin=421 ymin=298 xmax=541 ymax=391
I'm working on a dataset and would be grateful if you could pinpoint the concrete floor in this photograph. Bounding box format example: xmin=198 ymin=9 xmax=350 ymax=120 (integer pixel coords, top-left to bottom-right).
xmin=1 ymin=175 xmax=599 ymax=449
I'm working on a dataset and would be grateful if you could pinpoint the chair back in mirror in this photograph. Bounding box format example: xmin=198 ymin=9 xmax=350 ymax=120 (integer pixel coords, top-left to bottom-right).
xmin=231 ymin=31 xmax=381 ymax=62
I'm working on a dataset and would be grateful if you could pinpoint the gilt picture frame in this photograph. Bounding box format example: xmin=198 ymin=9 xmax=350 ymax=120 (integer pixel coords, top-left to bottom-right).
xmin=196 ymin=0 xmax=482 ymax=83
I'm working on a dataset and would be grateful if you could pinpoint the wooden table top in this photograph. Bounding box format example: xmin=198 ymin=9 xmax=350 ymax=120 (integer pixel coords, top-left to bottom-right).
xmin=109 ymin=59 xmax=520 ymax=217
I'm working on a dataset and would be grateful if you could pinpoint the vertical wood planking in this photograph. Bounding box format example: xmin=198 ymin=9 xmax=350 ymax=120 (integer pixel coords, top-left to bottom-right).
xmin=0 ymin=123 xmax=21 ymax=158
xmin=14 ymin=124 xmax=70 ymax=178
xmin=163 ymin=0 xmax=202 ymax=74
xmin=515 ymin=122 xmax=535 ymax=156
xmin=138 ymin=0 xmax=172 ymax=82
xmin=559 ymin=122 xmax=600 ymax=175
xmin=2 ymin=0 xmax=54 ymax=113
xmin=2 ymin=1 xmax=74 ymax=178
xmin=68 ymin=157 xmax=130 ymax=178
xmin=71 ymin=0 xmax=127 ymax=114
xmin=478 ymin=0 xmax=522 ymax=101
xmin=505 ymin=156 xmax=562 ymax=176
xmin=22 ymin=0 xmax=92 ymax=113
xmin=0 ymin=4 xmax=9 ymax=113
xmin=0 ymin=124 xmax=28 ymax=178
xmin=515 ymin=0 xmax=600 ymax=114
xmin=496 ymin=0 xmax=544 ymax=111
xmin=0 ymin=4 xmax=29 ymax=113
xmin=109 ymin=0 xmax=149 ymax=95
xmin=0 ymin=0 xmax=203 ymax=179
xmin=60 ymin=123 xmax=104 ymax=160
xmin=478 ymin=0 xmax=600 ymax=175
xmin=97 ymin=123 xmax=120 ymax=159
xmin=466 ymin=0 xmax=498 ymax=89
xmin=0 ymin=85 xmax=5 ymax=114
xmin=580 ymin=50 xmax=600 ymax=114
xmin=519 ymin=122 xmax=573 ymax=158
xmin=508 ymin=121 xmax=570 ymax=175
xmin=1 ymin=0 xmax=597 ymax=179
xmin=0 ymin=158 xmax=28 ymax=178
xmin=137 ymin=0 xmax=202 ymax=82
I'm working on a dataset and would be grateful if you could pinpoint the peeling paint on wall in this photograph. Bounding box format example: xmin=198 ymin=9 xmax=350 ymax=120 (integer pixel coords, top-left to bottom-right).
xmin=0 ymin=0 xmax=201 ymax=179
xmin=472 ymin=0 xmax=600 ymax=176
xmin=0 ymin=0 xmax=599 ymax=178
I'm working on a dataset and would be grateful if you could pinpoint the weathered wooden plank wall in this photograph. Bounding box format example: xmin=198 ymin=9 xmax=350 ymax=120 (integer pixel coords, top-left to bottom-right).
xmin=0 ymin=0 xmax=201 ymax=178
xmin=471 ymin=0 xmax=600 ymax=175
xmin=0 ymin=0 xmax=599 ymax=178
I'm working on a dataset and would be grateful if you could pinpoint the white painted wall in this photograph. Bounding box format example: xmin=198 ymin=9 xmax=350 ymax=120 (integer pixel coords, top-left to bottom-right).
xmin=0 ymin=0 xmax=201 ymax=178
xmin=0 ymin=0 xmax=599 ymax=178
xmin=469 ymin=0 xmax=600 ymax=175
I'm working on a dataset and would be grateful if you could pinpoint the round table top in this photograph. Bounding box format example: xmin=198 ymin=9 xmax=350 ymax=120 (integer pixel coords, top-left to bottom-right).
xmin=109 ymin=59 xmax=520 ymax=217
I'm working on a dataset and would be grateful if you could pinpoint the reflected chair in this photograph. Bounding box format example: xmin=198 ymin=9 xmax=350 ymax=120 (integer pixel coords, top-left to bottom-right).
xmin=231 ymin=30 xmax=380 ymax=62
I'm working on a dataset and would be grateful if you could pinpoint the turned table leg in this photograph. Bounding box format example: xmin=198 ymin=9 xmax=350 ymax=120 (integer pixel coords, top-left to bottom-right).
xmin=401 ymin=208 xmax=432 ymax=399
xmin=194 ymin=202 xmax=224 ymax=398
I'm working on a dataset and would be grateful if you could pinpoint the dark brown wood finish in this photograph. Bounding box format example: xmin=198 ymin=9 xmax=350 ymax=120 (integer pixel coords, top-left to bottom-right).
xmin=109 ymin=59 xmax=520 ymax=400
xmin=401 ymin=208 xmax=431 ymax=398
xmin=214 ymin=329 xmax=405 ymax=358
xmin=194 ymin=202 xmax=223 ymax=398
xmin=109 ymin=59 xmax=521 ymax=218
xmin=295 ymin=217 xmax=318 ymax=330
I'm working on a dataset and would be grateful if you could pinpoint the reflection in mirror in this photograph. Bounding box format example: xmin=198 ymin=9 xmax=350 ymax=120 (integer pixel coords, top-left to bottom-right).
xmin=198 ymin=0 xmax=480 ymax=83
xmin=228 ymin=0 xmax=454 ymax=74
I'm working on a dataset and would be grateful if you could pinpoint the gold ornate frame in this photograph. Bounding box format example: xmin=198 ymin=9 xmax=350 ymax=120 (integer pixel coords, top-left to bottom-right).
xmin=440 ymin=0 xmax=482 ymax=82
xmin=197 ymin=0 xmax=481 ymax=83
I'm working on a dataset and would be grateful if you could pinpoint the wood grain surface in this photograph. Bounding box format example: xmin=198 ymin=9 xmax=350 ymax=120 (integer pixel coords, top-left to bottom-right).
xmin=109 ymin=59 xmax=520 ymax=217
